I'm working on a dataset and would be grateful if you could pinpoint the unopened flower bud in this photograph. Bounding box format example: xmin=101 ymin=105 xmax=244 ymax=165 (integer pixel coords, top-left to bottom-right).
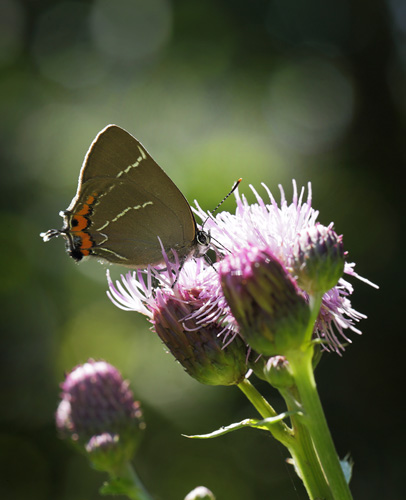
xmin=263 ymin=356 xmax=294 ymax=389
xmin=153 ymin=293 xmax=247 ymax=386
xmin=184 ymin=486 xmax=216 ymax=500
xmin=293 ymin=224 xmax=345 ymax=295
xmin=85 ymin=433 xmax=125 ymax=472
xmin=220 ymin=247 xmax=310 ymax=356
xmin=56 ymin=360 xmax=144 ymax=473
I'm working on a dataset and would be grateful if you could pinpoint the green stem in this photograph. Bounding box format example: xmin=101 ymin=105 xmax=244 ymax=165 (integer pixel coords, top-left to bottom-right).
xmin=237 ymin=378 xmax=292 ymax=446
xmin=238 ymin=379 xmax=330 ymax=499
xmin=288 ymin=433 xmax=331 ymax=500
xmin=280 ymin=388 xmax=331 ymax=500
xmin=111 ymin=462 xmax=154 ymax=500
xmin=287 ymin=346 xmax=353 ymax=500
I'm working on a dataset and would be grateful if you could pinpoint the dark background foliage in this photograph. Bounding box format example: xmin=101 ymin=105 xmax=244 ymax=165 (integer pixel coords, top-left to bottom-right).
xmin=1 ymin=0 xmax=404 ymax=499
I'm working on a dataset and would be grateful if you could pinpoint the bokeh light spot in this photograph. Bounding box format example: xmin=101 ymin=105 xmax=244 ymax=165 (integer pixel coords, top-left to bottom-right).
xmin=31 ymin=2 xmax=107 ymax=88
xmin=90 ymin=0 xmax=172 ymax=63
xmin=263 ymin=57 xmax=356 ymax=154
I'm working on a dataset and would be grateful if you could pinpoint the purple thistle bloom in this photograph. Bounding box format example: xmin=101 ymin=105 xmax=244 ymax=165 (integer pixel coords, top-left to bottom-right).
xmin=108 ymin=257 xmax=247 ymax=385
xmin=107 ymin=181 xmax=376 ymax=356
xmin=56 ymin=360 xmax=144 ymax=472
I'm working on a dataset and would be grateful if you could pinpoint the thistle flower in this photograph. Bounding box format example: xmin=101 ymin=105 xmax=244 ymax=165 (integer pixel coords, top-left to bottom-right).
xmin=108 ymin=258 xmax=248 ymax=386
xmin=107 ymin=181 xmax=376 ymax=361
xmin=56 ymin=360 xmax=144 ymax=473
xmin=193 ymin=181 xmax=376 ymax=353
xmin=219 ymin=246 xmax=310 ymax=356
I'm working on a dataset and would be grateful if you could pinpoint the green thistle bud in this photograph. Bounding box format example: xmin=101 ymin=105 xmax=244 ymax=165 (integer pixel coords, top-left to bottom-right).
xmin=263 ymin=356 xmax=295 ymax=389
xmin=293 ymin=224 xmax=345 ymax=295
xmin=220 ymin=247 xmax=311 ymax=356
xmin=85 ymin=433 xmax=127 ymax=472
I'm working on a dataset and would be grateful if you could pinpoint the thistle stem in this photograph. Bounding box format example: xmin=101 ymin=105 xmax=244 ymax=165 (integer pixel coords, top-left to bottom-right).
xmin=279 ymin=386 xmax=331 ymax=499
xmin=286 ymin=346 xmax=353 ymax=500
xmin=238 ymin=379 xmax=331 ymax=499
xmin=291 ymin=420 xmax=332 ymax=499
xmin=110 ymin=462 xmax=153 ymax=500
xmin=237 ymin=378 xmax=292 ymax=445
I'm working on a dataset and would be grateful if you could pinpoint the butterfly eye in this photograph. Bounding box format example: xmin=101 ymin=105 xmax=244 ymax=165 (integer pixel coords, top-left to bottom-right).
xmin=196 ymin=231 xmax=211 ymax=247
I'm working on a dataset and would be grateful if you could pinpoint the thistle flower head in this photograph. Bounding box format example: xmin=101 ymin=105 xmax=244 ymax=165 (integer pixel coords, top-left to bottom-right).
xmin=108 ymin=259 xmax=248 ymax=386
xmin=107 ymin=181 xmax=376 ymax=360
xmin=56 ymin=360 xmax=144 ymax=472
xmin=219 ymin=246 xmax=310 ymax=356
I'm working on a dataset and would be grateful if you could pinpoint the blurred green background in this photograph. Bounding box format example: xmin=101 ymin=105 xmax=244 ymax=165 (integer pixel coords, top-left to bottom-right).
xmin=1 ymin=0 xmax=403 ymax=499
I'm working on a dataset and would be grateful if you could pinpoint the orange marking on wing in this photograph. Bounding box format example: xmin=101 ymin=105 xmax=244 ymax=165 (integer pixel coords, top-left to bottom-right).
xmin=76 ymin=195 xmax=97 ymax=216
xmin=69 ymin=192 xmax=99 ymax=257
xmin=72 ymin=214 xmax=88 ymax=231
xmin=80 ymin=233 xmax=93 ymax=250
xmin=76 ymin=205 xmax=90 ymax=216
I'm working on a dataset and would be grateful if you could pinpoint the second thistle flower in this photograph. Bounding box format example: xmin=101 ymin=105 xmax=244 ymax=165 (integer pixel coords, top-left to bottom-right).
xmin=152 ymin=290 xmax=248 ymax=386
xmin=56 ymin=360 xmax=144 ymax=474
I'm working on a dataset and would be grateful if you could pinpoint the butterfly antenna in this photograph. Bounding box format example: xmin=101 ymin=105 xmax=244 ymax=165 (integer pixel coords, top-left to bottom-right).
xmin=212 ymin=178 xmax=242 ymax=215
xmin=202 ymin=178 xmax=242 ymax=228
